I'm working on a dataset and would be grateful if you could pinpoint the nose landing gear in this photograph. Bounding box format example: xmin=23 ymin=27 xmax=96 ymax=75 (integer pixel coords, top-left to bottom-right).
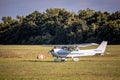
xmin=54 ymin=58 xmax=67 ymax=62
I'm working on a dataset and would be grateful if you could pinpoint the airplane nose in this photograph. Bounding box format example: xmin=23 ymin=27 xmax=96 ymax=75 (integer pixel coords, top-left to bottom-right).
xmin=49 ymin=49 xmax=54 ymax=53
xmin=49 ymin=49 xmax=56 ymax=57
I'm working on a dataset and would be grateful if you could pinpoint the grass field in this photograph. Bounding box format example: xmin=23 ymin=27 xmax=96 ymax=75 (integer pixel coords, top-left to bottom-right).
xmin=0 ymin=45 xmax=120 ymax=80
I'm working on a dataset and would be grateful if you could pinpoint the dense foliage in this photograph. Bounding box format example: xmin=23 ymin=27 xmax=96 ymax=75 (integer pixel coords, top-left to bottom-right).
xmin=0 ymin=8 xmax=120 ymax=44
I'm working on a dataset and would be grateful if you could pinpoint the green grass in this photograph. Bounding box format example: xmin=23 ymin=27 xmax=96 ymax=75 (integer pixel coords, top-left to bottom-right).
xmin=0 ymin=45 xmax=120 ymax=80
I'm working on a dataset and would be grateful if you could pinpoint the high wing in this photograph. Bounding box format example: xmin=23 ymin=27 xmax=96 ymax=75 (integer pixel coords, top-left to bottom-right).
xmin=42 ymin=43 xmax=98 ymax=47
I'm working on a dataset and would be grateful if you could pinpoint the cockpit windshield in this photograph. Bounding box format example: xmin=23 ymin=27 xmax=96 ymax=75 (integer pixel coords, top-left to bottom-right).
xmin=60 ymin=46 xmax=80 ymax=51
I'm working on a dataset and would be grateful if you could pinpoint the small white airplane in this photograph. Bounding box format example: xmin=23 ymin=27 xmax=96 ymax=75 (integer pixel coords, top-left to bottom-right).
xmin=49 ymin=41 xmax=108 ymax=62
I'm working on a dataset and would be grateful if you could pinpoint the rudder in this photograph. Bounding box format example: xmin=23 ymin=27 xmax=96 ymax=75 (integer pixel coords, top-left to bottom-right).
xmin=96 ymin=41 xmax=108 ymax=54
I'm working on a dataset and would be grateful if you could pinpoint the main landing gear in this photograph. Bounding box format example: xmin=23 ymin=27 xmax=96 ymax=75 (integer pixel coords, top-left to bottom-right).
xmin=72 ymin=58 xmax=79 ymax=62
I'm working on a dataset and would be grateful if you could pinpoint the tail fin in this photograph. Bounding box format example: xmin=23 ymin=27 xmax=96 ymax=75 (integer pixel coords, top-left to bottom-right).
xmin=95 ymin=41 xmax=108 ymax=55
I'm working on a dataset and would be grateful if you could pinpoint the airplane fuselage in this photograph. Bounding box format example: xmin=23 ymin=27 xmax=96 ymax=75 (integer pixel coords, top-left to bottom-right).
xmin=51 ymin=48 xmax=102 ymax=58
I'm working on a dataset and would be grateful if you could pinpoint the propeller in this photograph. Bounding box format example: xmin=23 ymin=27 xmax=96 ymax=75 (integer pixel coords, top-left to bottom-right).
xmin=48 ymin=46 xmax=55 ymax=53
xmin=48 ymin=46 xmax=57 ymax=57
xmin=49 ymin=49 xmax=54 ymax=53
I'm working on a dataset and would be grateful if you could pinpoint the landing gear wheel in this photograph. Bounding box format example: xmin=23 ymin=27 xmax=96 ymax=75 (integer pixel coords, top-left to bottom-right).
xmin=54 ymin=58 xmax=61 ymax=62
xmin=72 ymin=58 xmax=79 ymax=62
xmin=61 ymin=58 xmax=67 ymax=62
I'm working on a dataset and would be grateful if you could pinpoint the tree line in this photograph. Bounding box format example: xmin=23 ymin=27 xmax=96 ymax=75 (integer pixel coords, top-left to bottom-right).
xmin=0 ymin=8 xmax=120 ymax=44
